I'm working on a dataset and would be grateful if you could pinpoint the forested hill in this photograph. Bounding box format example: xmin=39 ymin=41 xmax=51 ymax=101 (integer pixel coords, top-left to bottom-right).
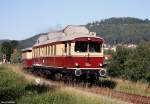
xmin=0 ymin=39 xmax=10 ymax=44
xmin=19 ymin=33 xmax=48 ymax=49
xmin=86 ymin=17 xmax=150 ymax=44
xmin=0 ymin=33 xmax=48 ymax=49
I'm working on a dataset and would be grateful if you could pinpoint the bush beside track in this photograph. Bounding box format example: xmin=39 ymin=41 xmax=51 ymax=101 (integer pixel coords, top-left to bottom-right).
xmin=107 ymin=42 xmax=150 ymax=83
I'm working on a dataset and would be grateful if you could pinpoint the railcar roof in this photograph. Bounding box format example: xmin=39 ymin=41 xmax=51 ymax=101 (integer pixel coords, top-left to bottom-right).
xmin=33 ymin=25 xmax=104 ymax=47
xmin=22 ymin=47 xmax=32 ymax=52
xmin=34 ymin=34 xmax=103 ymax=46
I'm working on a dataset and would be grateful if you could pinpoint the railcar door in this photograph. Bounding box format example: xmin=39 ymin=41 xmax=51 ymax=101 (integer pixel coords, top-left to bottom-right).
xmin=63 ymin=42 xmax=74 ymax=68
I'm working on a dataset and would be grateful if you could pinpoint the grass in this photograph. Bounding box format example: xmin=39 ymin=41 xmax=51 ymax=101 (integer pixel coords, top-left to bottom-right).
xmin=0 ymin=64 xmax=127 ymax=104
xmin=113 ymin=78 xmax=150 ymax=96
xmin=99 ymin=77 xmax=150 ymax=96
xmin=0 ymin=65 xmax=29 ymax=101
xmin=1 ymin=63 xmax=149 ymax=104
xmin=18 ymin=87 xmax=126 ymax=104
xmin=60 ymin=87 xmax=127 ymax=104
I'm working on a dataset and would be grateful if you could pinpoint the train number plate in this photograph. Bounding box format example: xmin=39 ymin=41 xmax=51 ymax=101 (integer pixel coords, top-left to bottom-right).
xmin=85 ymin=63 xmax=91 ymax=66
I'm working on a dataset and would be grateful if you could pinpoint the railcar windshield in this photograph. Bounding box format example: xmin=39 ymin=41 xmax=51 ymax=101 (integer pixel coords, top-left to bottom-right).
xmin=75 ymin=41 xmax=102 ymax=52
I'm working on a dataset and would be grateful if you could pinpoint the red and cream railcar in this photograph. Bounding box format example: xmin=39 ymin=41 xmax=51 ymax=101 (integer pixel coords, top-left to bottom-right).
xmin=22 ymin=47 xmax=33 ymax=68
xmin=22 ymin=26 xmax=106 ymax=80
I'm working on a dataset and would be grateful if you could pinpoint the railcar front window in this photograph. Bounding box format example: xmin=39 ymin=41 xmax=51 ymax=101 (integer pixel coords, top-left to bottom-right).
xmin=75 ymin=41 xmax=101 ymax=52
xmin=89 ymin=42 xmax=101 ymax=52
xmin=75 ymin=42 xmax=88 ymax=52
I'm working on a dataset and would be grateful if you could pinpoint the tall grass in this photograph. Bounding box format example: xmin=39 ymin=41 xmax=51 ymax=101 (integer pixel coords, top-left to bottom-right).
xmin=0 ymin=64 xmax=127 ymax=104
xmin=0 ymin=65 xmax=29 ymax=101
xmin=113 ymin=78 xmax=150 ymax=96
xmin=101 ymin=77 xmax=150 ymax=96
xmin=18 ymin=87 xmax=126 ymax=104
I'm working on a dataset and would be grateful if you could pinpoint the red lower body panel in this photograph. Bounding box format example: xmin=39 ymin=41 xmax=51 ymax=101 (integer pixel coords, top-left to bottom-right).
xmin=32 ymin=56 xmax=104 ymax=69
xmin=22 ymin=59 xmax=33 ymax=68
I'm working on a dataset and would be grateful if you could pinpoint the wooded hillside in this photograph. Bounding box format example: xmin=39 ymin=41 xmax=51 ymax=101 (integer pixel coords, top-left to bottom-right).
xmin=86 ymin=17 xmax=150 ymax=44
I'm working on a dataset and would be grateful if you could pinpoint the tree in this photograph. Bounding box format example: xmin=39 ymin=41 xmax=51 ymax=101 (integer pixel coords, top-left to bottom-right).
xmin=0 ymin=44 xmax=2 ymax=61
xmin=0 ymin=40 xmax=20 ymax=62
xmin=107 ymin=42 xmax=150 ymax=82
xmin=1 ymin=42 xmax=12 ymax=61
xmin=10 ymin=40 xmax=19 ymax=50
xmin=107 ymin=46 xmax=132 ymax=78
xmin=10 ymin=52 xmax=21 ymax=63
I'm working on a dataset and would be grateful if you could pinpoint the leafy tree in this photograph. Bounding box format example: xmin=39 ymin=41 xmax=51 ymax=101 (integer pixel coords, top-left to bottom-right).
xmin=10 ymin=52 xmax=21 ymax=63
xmin=0 ymin=44 xmax=2 ymax=61
xmin=10 ymin=40 xmax=19 ymax=51
xmin=107 ymin=46 xmax=132 ymax=78
xmin=107 ymin=42 xmax=150 ymax=82
xmin=1 ymin=42 xmax=12 ymax=61
xmin=104 ymin=50 xmax=114 ymax=55
xmin=146 ymin=72 xmax=150 ymax=87
xmin=0 ymin=40 xmax=20 ymax=62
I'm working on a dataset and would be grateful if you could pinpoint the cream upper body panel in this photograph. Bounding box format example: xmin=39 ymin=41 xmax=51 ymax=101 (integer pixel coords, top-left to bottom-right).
xmin=31 ymin=26 xmax=104 ymax=58
xmin=32 ymin=42 xmax=103 ymax=58
xmin=22 ymin=52 xmax=32 ymax=59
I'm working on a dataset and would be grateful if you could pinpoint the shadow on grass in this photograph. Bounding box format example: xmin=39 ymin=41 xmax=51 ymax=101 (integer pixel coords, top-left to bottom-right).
xmin=25 ymin=84 xmax=55 ymax=94
xmin=0 ymin=84 xmax=55 ymax=102
xmin=0 ymin=88 xmax=23 ymax=102
xmin=97 ymin=79 xmax=117 ymax=89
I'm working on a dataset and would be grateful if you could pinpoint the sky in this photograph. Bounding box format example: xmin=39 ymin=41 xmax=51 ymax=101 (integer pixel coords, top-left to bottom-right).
xmin=0 ymin=0 xmax=149 ymax=40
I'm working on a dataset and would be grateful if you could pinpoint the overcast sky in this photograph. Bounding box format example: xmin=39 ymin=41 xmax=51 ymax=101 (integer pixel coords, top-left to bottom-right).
xmin=0 ymin=0 xmax=149 ymax=40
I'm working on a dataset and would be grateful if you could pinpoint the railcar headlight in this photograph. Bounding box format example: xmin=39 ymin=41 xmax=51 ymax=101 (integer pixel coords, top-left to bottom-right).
xmin=99 ymin=63 xmax=103 ymax=67
xmin=75 ymin=63 xmax=79 ymax=67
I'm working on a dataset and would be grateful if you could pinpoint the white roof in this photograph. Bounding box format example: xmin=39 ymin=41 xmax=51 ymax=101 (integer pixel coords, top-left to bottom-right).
xmin=64 ymin=26 xmax=89 ymax=35
xmin=22 ymin=47 xmax=32 ymax=52
xmin=34 ymin=25 xmax=102 ymax=47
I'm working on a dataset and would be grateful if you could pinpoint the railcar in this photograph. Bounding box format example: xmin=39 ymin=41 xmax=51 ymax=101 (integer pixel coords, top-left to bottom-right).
xmin=22 ymin=47 xmax=32 ymax=68
xmin=22 ymin=26 xmax=106 ymax=81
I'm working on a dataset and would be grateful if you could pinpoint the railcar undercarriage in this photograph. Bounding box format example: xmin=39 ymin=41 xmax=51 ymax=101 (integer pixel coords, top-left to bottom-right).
xmin=26 ymin=66 xmax=106 ymax=84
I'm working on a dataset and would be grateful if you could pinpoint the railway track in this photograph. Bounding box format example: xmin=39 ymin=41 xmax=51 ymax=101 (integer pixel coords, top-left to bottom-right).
xmin=81 ymin=86 xmax=150 ymax=104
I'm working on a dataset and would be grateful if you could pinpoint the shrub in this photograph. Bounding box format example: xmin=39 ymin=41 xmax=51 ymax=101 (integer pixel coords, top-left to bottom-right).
xmin=107 ymin=42 xmax=150 ymax=82
xmin=146 ymin=72 xmax=150 ymax=87
xmin=0 ymin=67 xmax=28 ymax=101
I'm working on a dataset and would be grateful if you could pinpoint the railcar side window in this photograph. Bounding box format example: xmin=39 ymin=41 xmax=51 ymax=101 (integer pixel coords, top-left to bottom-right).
xmin=65 ymin=43 xmax=67 ymax=53
xmin=38 ymin=48 xmax=39 ymax=57
xmin=49 ymin=46 xmax=51 ymax=56
xmin=54 ymin=45 xmax=56 ymax=55
xmin=51 ymin=45 xmax=53 ymax=56
xmin=69 ymin=43 xmax=71 ymax=55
